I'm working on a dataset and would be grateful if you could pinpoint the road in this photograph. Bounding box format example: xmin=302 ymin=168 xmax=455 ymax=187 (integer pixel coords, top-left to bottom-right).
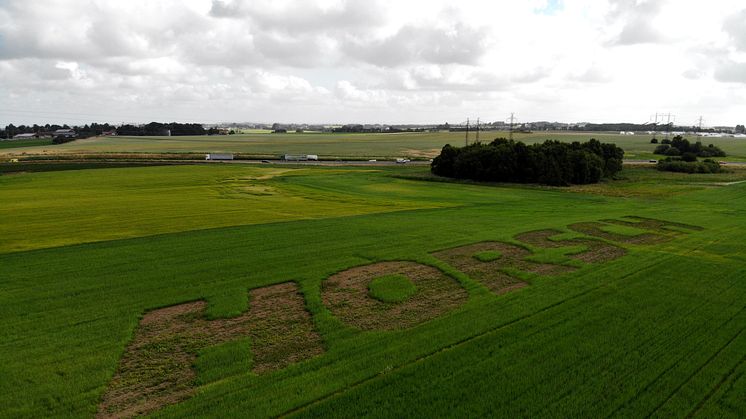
xmin=209 ymin=159 xmax=746 ymax=167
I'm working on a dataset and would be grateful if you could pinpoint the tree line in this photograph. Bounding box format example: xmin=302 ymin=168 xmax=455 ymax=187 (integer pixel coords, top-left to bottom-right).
xmin=116 ymin=122 xmax=206 ymax=136
xmin=1 ymin=123 xmax=116 ymax=139
xmin=431 ymin=138 xmax=624 ymax=186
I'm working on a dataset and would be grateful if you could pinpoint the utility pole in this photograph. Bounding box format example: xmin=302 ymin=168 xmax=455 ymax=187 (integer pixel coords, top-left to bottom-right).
xmin=697 ymin=116 xmax=704 ymax=132
xmin=475 ymin=117 xmax=480 ymax=143
xmin=465 ymin=118 xmax=469 ymax=146
xmin=664 ymin=113 xmax=674 ymax=140
xmin=508 ymin=113 xmax=515 ymax=141
xmin=652 ymin=112 xmax=659 ymax=140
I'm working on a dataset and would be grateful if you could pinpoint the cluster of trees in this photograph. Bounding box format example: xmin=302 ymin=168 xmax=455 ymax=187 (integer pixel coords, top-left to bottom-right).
xmin=431 ymin=138 xmax=624 ymax=186
xmin=657 ymin=157 xmax=721 ymax=174
xmin=1 ymin=123 xmax=116 ymax=139
xmin=579 ymin=123 xmax=666 ymax=132
xmin=116 ymin=122 xmax=206 ymax=136
xmin=329 ymin=124 xmax=426 ymax=133
xmin=653 ymin=135 xmax=726 ymax=159
xmin=736 ymin=124 xmax=745 ymax=134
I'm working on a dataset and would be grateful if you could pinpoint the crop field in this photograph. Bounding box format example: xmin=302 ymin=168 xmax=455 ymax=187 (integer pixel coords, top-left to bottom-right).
xmin=0 ymin=138 xmax=53 ymax=150
xmin=2 ymin=130 xmax=746 ymax=161
xmin=2 ymin=163 xmax=746 ymax=417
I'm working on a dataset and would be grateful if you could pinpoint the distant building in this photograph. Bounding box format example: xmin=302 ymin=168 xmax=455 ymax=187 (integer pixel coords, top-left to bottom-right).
xmin=53 ymin=129 xmax=77 ymax=138
xmin=12 ymin=133 xmax=36 ymax=140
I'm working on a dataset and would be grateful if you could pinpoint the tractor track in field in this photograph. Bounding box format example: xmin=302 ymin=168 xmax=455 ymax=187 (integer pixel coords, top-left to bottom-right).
xmin=686 ymin=351 xmax=746 ymax=418
xmin=535 ymin=280 xmax=742 ymax=417
xmin=647 ymin=314 xmax=746 ymax=419
xmin=279 ymin=257 xmax=676 ymax=418
xmin=602 ymin=294 xmax=744 ymax=418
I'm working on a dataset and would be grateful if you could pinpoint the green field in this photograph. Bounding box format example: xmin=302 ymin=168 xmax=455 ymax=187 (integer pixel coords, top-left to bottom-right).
xmin=1 ymin=163 xmax=746 ymax=417
xmin=0 ymin=137 xmax=53 ymax=150
xmin=2 ymin=131 xmax=746 ymax=161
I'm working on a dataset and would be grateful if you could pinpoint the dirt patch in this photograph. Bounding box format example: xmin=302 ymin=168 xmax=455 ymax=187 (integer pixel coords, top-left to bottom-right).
xmin=431 ymin=241 xmax=575 ymax=294
xmin=97 ymin=282 xmax=323 ymax=418
xmin=601 ymin=216 xmax=704 ymax=234
xmin=322 ymin=261 xmax=468 ymax=331
xmin=401 ymin=148 xmax=441 ymax=158
xmin=515 ymin=229 xmax=627 ymax=263
xmin=243 ymin=282 xmax=325 ymax=374
xmin=567 ymin=221 xmax=668 ymax=245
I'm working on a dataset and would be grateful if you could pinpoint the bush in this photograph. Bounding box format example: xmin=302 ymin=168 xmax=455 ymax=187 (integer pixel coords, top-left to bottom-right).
xmin=664 ymin=146 xmax=681 ymax=156
xmin=656 ymin=157 xmax=721 ymax=173
xmin=650 ymin=138 xmax=658 ymax=144
xmin=653 ymin=135 xmax=726 ymax=158
xmin=52 ymin=135 xmax=76 ymax=145
xmin=681 ymin=152 xmax=698 ymax=162
xmin=431 ymin=138 xmax=623 ymax=186
xmin=654 ymin=144 xmax=670 ymax=154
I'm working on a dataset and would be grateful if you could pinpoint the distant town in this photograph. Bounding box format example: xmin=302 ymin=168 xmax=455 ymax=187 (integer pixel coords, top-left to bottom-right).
xmin=2 ymin=120 xmax=745 ymax=141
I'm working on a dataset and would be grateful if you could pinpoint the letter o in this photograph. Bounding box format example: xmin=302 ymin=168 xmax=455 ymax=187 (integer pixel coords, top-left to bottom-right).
xmin=322 ymin=261 xmax=467 ymax=330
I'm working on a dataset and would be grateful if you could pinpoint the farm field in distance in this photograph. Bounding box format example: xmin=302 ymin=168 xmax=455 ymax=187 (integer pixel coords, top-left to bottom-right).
xmin=2 ymin=163 xmax=746 ymax=418
xmin=2 ymin=130 xmax=746 ymax=162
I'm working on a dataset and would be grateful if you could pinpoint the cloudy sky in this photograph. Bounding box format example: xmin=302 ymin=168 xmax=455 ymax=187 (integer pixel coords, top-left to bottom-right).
xmin=1 ymin=0 xmax=745 ymax=126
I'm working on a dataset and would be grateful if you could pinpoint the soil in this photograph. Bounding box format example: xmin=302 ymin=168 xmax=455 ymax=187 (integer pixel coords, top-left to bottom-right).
xmin=321 ymin=261 xmax=468 ymax=331
xmin=601 ymin=216 xmax=704 ymax=233
xmin=97 ymin=282 xmax=323 ymax=418
xmin=431 ymin=241 xmax=574 ymax=294
xmin=567 ymin=222 xmax=668 ymax=244
xmin=515 ymin=229 xmax=627 ymax=263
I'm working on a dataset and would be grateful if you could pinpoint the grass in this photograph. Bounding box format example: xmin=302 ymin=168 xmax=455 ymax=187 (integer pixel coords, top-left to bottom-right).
xmin=0 ymin=165 xmax=452 ymax=253
xmin=0 ymin=138 xmax=53 ymax=149
xmin=0 ymin=163 xmax=745 ymax=418
xmin=368 ymin=274 xmax=418 ymax=303
xmin=2 ymin=130 xmax=746 ymax=162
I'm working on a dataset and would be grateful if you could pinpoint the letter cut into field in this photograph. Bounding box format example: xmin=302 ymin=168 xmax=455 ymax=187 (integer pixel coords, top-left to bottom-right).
xmin=601 ymin=216 xmax=704 ymax=234
xmin=431 ymin=241 xmax=575 ymax=294
xmin=322 ymin=261 xmax=468 ymax=331
xmin=568 ymin=216 xmax=703 ymax=245
xmin=515 ymin=229 xmax=627 ymax=263
xmin=97 ymin=282 xmax=324 ymax=419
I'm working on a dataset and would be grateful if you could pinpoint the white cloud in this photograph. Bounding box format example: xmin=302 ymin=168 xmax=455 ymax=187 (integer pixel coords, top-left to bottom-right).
xmin=0 ymin=0 xmax=744 ymax=126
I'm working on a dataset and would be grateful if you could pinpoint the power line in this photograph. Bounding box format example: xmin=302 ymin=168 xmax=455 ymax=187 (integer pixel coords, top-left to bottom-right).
xmin=508 ymin=112 xmax=515 ymax=141
xmin=465 ymin=117 xmax=470 ymax=146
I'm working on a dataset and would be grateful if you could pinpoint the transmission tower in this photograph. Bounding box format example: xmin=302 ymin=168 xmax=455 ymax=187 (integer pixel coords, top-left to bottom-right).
xmin=664 ymin=113 xmax=675 ymax=140
xmin=475 ymin=118 xmax=480 ymax=143
xmin=508 ymin=113 xmax=515 ymax=141
xmin=696 ymin=116 xmax=704 ymax=132
xmin=465 ymin=118 xmax=470 ymax=146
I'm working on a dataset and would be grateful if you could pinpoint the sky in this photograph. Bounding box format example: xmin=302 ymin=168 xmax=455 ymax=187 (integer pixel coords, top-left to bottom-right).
xmin=0 ymin=0 xmax=745 ymax=126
